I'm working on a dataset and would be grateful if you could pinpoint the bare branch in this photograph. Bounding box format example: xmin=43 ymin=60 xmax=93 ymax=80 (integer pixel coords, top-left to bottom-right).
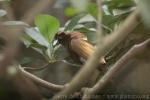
xmin=18 ymin=65 xmax=65 ymax=93
xmin=96 ymin=0 xmax=103 ymax=39
xmin=82 ymin=38 xmax=150 ymax=100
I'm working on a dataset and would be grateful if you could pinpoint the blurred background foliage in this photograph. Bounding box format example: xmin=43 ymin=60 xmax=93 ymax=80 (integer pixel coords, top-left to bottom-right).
xmin=0 ymin=0 xmax=150 ymax=99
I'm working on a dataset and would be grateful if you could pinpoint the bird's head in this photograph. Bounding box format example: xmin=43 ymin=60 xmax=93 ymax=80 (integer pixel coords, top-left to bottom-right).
xmin=55 ymin=32 xmax=71 ymax=47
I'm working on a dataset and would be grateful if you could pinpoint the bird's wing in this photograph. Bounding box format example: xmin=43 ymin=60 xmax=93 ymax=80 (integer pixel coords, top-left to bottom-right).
xmin=70 ymin=39 xmax=94 ymax=60
xmin=70 ymin=39 xmax=106 ymax=64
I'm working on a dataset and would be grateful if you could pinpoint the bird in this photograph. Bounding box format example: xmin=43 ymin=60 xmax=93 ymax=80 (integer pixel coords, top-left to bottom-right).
xmin=56 ymin=31 xmax=106 ymax=70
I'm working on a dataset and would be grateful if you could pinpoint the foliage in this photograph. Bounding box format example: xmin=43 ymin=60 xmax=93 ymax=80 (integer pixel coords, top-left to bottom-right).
xmin=24 ymin=14 xmax=60 ymax=61
xmin=0 ymin=0 xmax=137 ymax=66
xmin=34 ymin=15 xmax=60 ymax=42
xmin=104 ymin=0 xmax=135 ymax=14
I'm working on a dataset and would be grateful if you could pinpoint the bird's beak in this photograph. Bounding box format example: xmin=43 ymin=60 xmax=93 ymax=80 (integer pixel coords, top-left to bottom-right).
xmin=53 ymin=39 xmax=59 ymax=46
xmin=100 ymin=57 xmax=106 ymax=64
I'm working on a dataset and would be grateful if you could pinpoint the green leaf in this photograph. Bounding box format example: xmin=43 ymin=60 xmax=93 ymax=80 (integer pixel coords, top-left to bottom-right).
xmin=35 ymin=14 xmax=60 ymax=42
xmin=22 ymin=34 xmax=33 ymax=48
xmin=87 ymin=3 xmax=98 ymax=17
xmin=65 ymin=7 xmax=78 ymax=17
xmin=25 ymin=27 xmax=49 ymax=47
xmin=64 ymin=12 xmax=87 ymax=31
xmin=104 ymin=0 xmax=134 ymax=14
xmin=102 ymin=15 xmax=118 ymax=29
xmin=31 ymin=43 xmax=47 ymax=56
xmin=78 ymin=14 xmax=96 ymax=23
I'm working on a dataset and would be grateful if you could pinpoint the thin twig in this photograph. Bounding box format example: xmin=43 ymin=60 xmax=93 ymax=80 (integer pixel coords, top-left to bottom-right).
xmin=18 ymin=65 xmax=65 ymax=93
xmin=23 ymin=63 xmax=50 ymax=71
xmin=82 ymin=38 xmax=150 ymax=100
xmin=96 ymin=0 xmax=103 ymax=40
xmin=52 ymin=9 xmax=140 ymax=100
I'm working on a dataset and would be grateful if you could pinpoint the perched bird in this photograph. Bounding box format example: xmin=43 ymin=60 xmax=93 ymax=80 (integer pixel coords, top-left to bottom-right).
xmin=56 ymin=31 xmax=106 ymax=70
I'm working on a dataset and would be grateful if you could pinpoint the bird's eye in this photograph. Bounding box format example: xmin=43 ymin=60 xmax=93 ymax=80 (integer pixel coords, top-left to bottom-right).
xmin=53 ymin=40 xmax=58 ymax=46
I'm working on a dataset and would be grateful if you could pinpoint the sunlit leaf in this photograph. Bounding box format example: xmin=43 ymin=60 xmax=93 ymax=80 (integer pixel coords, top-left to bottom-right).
xmin=104 ymin=0 xmax=134 ymax=14
xmin=87 ymin=3 xmax=98 ymax=17
xmin=25 ymin=28 xmax=49 ymax=47
xmin=35 ymin=14 xmax=60 ymax=42
xmin=78 ymin=14 xmax=96 ymax=23
xmin=64 ymin=12 xmax=87 ymax=31
xmin=22 ymin=34 xmax=33 ymax=48
xmin=112 ymin=8 xmax=135 ymax=16
xmin=65 ymin=7 xmax=78 ymax=17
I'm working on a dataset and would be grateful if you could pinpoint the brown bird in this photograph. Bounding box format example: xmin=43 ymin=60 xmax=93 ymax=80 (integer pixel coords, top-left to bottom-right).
xmin=56 ymin=31 xmax=106 ymax=70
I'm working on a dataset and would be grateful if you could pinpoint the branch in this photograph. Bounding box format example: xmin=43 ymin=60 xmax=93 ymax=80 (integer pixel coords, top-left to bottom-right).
xmin=52 ymin=9 xmax=140 ymax=99
xmin=82 ymin=38 xmax=150 ymax=100
xmin=18 ymin=65 xmax=65 ymax=93
xmin=96 ymin=0 xmax=103 ymax=39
